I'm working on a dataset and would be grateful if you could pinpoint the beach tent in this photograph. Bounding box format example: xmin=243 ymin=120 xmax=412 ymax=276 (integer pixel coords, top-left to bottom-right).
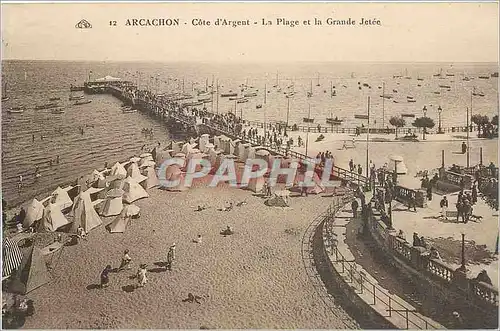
xmin=140 ymin=160 xmax=156 ymax=169
xmin=255 ymin=149 xmax=270 ymax=161
xmin=2 ymin=237 xmax=23 ymax=279
xmin=97 ymin=174 xmax=121 ymax=189
xmin=70 ymin=191 xmax=102 ymax=233
xmin=237 ymin=143 xmax=251 ymax=162
xmin=127 ymin=161 xmax=147 ymax=183
xmin=293 ymin=171 xmax=325 ymax=194
xmin=110 ymin=162 xmax=127 ymax=178
xmin=199 ymin=134 xmax=210 ymax=153
xmin=50 ymin=187 xmax=73 ymax=210
xmin=23 ymin=198 xmax=44 ymax=228
xmin=244 ymin=145 xmax=256 ymax=161
xmin=189 ymin=137 xmax=198 ymax=145
xmin=162 ymin=163 xmax=187 ymax=191
xmin=84 ymin=187 xmax=105 ymax=202
xmin=42 ymin=203 xmax=70 ymax=232
xmin=107 ymin=213 xmax=131 ymax=233
xmin=220 ymin=136 xmax=233 ymax=155
xmin=122 ymin=177 xmax=149 ymax=203
xmin=229 ymin=139 xmax=240 ymax=157
xmin=99 ymin=188 xmax=124 ymax=217
xmin=19 ymin=246 xmax=51 ymax=294
xmin=276 ymin=158 xmax=300 ymax=184
xmin=171 ymin=141 xmax=183 ymax=155
xmin=91 ymin=169 xmax=104 ymax=183
xmin=388 ymin=154 xmax=408 ymax=175
xmin=265 ymin=190 xmax=291 ymax=207
xmin=247 ymin=176 xmax=266 ymax=193
xmin=142 ymin=165 xmax=160 ymax=189
xmin=181 ymin=142 xmax=198 ymax=156
xmin=139 ymin=153 xmax=154 ymax=167
xmin=213 ymin=135 xmax=222 ymax=149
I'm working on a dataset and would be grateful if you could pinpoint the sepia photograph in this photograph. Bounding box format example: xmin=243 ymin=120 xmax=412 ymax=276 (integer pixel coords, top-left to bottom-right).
xmin=1 ymin=2 xmax=498 ymax=329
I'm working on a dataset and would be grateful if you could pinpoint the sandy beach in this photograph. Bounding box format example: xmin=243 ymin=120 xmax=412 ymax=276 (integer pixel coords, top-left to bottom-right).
xmin=23 ymin=185 xmax=355 ymax=329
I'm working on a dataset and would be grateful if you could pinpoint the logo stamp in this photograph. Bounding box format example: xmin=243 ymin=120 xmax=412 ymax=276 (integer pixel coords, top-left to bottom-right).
xmin=75 ymin=19 xmax=92 ymax=29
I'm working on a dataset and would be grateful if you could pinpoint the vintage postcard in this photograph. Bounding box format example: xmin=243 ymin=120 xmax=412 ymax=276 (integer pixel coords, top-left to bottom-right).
xmin=1 ymin=1 xmax=498 ymax=330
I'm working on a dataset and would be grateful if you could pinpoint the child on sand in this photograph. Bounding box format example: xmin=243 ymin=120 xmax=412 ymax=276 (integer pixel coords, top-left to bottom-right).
xmin=136 ymin=264 xmax=148 ymax=288
xmin=119 ymin=250 xmax=132 ymax=271
xmin=166 ymin=244 xmax=176 ymax=270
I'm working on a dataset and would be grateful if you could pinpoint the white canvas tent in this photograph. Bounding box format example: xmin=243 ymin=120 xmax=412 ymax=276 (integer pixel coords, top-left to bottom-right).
xmin=142 ymin=166 xmax=160 ymax=189
xmin=110 ymin=162 xmax=127 ymax=178
xmin=122 ymin=177 xmax=149 ymax=203
xmin=127 ymin=161 xmax=147 ymax=183
xmin=42 ymin=203 xmax=70 ymax=232
xmin=23 ymin=198 xmax=44 ymax=228
xmin=50 ymin=187 xmax=73 ymax=210
xmin=139 ymin=153 xmax=154 ymax=167
xmin=266 ymin=190 xmax=291 ymax=207
xmin=99 ymin=188 xmax=124 ymax=217
xmin=70 ymin=191 xmax=102 ymax=233
xmin=163 ymin=163 xmax=187 ymax=191
xmin=199 ymin=134 xmax=210 ymax=153
xmin=237 ymin=143 xmax=250 ymax=162
xmin=247 ymin=176 xmax=266 ymax=193
xmin=244 ymin=145 xmax=256 ymax=161
xmin=107 ymin=213 xmax=131 ymax=233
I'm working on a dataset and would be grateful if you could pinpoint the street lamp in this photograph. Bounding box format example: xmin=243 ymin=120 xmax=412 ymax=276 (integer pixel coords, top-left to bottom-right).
xmin=422 ymin=106 xmax=428 ymax=140
xmin=437 ymin=106 xmax=443 ymax=134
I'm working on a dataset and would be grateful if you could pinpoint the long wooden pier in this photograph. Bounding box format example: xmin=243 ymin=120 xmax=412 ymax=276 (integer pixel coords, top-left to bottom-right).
xmin=98 ymin=84 xmax=371 ymax=190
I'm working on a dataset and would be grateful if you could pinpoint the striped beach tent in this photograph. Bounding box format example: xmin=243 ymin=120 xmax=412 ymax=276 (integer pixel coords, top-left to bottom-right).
xmin=2 ymin=237 xmax=23 ymax=278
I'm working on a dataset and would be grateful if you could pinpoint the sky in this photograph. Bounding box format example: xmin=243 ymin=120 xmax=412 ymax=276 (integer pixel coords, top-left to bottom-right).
xmin=1 ymin=2 xmax=499 ymax=62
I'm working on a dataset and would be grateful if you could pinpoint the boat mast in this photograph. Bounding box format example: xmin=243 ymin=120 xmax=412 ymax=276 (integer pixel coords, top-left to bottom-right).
xmin=366 ymin=96 xmax=371 ymax=179
xmin=286 ymin=95 xmax=290 ymax=128
xmin=216 ymin=79 xmax=219 ymax=115
xmin=182 ymin=78 xmax=185 ymax=94
xmin=264 ymin=84 xmax=267 ymax=104
xmin=382 ymin=82 xmax=385 ymax=129
xmin=276 ymin=71 xmax=279 ymax=87
xmin=330 ymin=81 xmax=333 ymax=98
xmin=305 ymin=104 xmax=311 ymax=157
xmin=211 ymin=76 xmax=214 ymax=113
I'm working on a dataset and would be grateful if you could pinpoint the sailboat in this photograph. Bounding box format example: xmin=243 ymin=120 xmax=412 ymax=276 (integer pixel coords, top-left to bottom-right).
xmin=2 ymin=78 xmax=9 ymax=101
xmin=307 ymin=80 xmax=313 ymax=98
xmin=316 ymin=73 xmax=320 ymax=87
xmin=7 ymin=106 xmax=25 ymax=114
xmin=472 ymin=87 xmax=485 ymax=97
xmin=326 ymin=111 xmax=343 ymax=125
xmin=69 ymin=91 xmax=84 ymax=101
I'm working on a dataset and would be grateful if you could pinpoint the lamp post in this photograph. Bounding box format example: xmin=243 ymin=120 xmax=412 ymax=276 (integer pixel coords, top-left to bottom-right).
xmin=437 ymin=106 xmax=443 ymax=134
xmin=459 ymin=233 xmax=466 ymax=271
xmin=422 ymin=106 xmax=427 ymax=140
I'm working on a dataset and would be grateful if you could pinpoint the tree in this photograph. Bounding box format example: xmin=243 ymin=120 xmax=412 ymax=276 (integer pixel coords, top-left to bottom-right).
xmin=471 ymin=114 xmax=489 ymax=137
xmin=389 ymin=116 xmax=405 ymax=138
xmin=491 ymin=115 xmax=498 ymax=127
xmin=412 ymin=117 xmax=435 ymax=140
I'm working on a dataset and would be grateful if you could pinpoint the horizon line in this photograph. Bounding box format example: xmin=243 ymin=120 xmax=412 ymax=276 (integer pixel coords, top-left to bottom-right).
xmin=2 ymin=59 xmax=499 ymax=64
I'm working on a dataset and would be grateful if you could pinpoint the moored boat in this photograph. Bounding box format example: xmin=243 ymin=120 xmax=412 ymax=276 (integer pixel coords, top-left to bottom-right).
xmin=7 ymin=106 xmax=25 ymax=113
xmin=478 ymin=75 xmax=490 ymax=79
xmin=439 ymin=85 xmax=451 ymax=88
xmin=326 ymin=117 xmax=343 ymax=125
xmin=74 ymin=99 xmax=92 ymax=105
xmin=35 ymin=102 xmax=59 ymax=110
xmin=354 ymin=114 xmax=369 ymax=120
xmin=407 ymin=99 xmax=416 ymax=103
xmin=401 ymin=113 xmax=415 ymax=118
xmin=256 ymin=104 xmax=262 ymax=109
xmin=243 ymin=92 xmax=257 ymax=97
xmin=237 ymin=98 xmax=249 ymax=104
xmin=51 ymin=108 xmax=65 ymax=114
xmin=69 ymin=95 xmax=84 ymax=101
xmin=221 ymin=91 xmax=238 ymax=98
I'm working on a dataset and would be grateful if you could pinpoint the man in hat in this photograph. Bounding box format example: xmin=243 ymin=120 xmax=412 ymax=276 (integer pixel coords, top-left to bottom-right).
xmin=100 ymin=265 xmax=112 ymax=288
xmin=166 ymin=243 xmax=176 ymax=270
xmin=440 ymin=196 xmax=448 ymax=220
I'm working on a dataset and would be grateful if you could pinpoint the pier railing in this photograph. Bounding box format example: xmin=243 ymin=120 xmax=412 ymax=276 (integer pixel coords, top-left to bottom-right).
xmin=242 ymin=120 xmax=478 ymax=135
xmin=369 ymin=209 xmax=499 ymax=309
xmin=322 ymin=197 xmax=440 ymax=329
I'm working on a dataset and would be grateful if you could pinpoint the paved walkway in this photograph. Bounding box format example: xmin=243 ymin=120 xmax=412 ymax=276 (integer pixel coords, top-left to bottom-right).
xmin=324 ymin=206 xmax=444 ymax=329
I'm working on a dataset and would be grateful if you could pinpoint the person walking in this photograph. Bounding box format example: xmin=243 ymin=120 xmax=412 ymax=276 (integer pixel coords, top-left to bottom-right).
xmin=100 ymin=265 xmax=112 ymax=288
xmin=349 ymin=159 xmax=354 ymax=172
xmin=408 ymin=193 xmax=417 ymax=212
xmin=351 ymin=199 xmax=359 ymax=218
xmin=136 ymin=264 xmax=148 ymax=288
xmin=456 ymin=199 xmax=463 ymax=223
xmin=166 ymin=243 xmax=176 ymax=270
xmin=118 ymin=249 xmax=132 ymax=271
xmin=472 ymin=184 xmax=478 ymax=204
xmin=357 ymin=164 xmax=362 ymax=176
xmin=426 ymin=184 xmax=433 ymax=201
xmin=440 ymin=196 xmax=448 ymax=220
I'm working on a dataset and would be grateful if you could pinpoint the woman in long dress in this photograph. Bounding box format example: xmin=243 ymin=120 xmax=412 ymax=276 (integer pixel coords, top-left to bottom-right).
xmin=136 ymin=264 xmax=147 ymax=288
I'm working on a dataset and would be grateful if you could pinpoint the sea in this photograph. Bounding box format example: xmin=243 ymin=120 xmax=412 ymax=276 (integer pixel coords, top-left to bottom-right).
xmin=1 ymin=60 xmax=498 ymax=206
